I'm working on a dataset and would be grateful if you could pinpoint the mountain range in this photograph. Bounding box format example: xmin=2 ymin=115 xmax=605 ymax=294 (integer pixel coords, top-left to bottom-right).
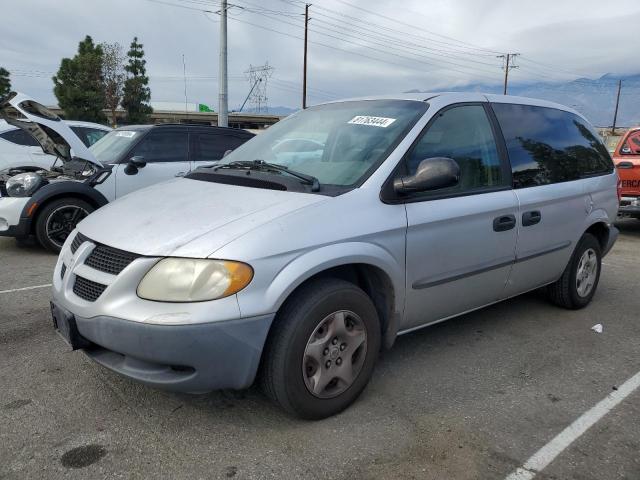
xmin=408 ymin=73 xmax=640 ymax=128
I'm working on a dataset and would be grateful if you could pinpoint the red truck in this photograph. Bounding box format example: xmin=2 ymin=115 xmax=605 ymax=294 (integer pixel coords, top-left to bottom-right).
xmin=613 ymin=127 xmax=640 ymax=219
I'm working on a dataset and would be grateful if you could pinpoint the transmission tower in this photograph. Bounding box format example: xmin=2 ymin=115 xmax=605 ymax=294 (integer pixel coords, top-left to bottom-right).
xmin=244 ymin=62 xmax=274 ymax=113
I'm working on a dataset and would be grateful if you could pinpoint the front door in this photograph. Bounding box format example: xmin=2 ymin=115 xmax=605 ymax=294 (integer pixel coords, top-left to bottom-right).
xmin=114 ymin=130 xmax=190 ymax=198
xmin=401 ymin=103 xmax=518 ymax=330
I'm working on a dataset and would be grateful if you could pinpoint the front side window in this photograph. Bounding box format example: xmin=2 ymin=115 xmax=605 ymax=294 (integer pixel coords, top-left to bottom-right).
xmin=493 ymin=104 xmax=613 ymax=188
xmin=130 ymin=131 xmax=189 ymax=163
xmin=404 ymin=104 xmax=504 ymax=195
xmin=219 ymin=100 xmax=428 ymax=187
xmin=0 ymin=129 xmax=40 ymax=147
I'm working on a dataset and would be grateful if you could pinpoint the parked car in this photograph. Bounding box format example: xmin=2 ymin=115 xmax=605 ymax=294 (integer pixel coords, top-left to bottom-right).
xmin=0 ymin=119 xmax=111 ymax=171
xmin=612 ymin=127 xmax=640 ymax=218
xmin=50 ymin=93 xmax=618 ymax=419
xmin=0 ymin=92 xmax=254 ymax=252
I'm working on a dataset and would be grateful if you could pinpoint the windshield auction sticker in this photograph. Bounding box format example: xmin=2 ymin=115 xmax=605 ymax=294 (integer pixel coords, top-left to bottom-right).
xmin=348 ymin=116 xmax=396 ymax=128
xmin=115 ymin=131 xmax=137 ymax=138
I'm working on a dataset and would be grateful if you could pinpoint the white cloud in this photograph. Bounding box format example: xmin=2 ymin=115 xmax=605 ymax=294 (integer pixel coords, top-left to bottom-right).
xmin=2 ymin=0 xmax=639 ymax=109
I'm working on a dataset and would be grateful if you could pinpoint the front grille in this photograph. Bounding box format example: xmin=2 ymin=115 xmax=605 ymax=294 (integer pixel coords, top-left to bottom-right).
xmin=73 ymin=276 xmax=107 ymax=302
xmin=70 ymin=232 xmax=88 ymax=253
xmin=60 ymin=264 xmax=67 ymax=280
xmin=85 ymin=244 xmax=140 ymax=275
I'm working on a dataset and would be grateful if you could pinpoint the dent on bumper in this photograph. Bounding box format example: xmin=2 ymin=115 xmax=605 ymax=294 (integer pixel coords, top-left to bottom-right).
xmin=75 ymin=313 xmax=276 ymax=393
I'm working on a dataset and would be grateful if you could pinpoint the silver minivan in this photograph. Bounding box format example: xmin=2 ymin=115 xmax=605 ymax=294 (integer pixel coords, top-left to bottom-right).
xmin=50 ymin=93 xmax=619 ymax=419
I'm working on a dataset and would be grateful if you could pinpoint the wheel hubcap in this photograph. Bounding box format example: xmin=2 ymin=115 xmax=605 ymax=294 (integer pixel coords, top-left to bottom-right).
xmin=576 ymin=248 xmax=598 ymax=298
xmin=46 ymin=206 xmax=89 ymax=248
xmin=302 ymin=310 xmax=367 ymax=399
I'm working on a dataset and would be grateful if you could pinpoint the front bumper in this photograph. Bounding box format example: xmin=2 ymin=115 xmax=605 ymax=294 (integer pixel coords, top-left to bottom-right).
xmin=0 ymin=197 xmax=30 ymax=237
xmin=75 ymin=313 xmax=275 ymax=393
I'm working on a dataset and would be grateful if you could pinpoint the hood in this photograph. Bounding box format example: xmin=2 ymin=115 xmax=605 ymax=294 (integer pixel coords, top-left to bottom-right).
xmin=76 ymin=178 xmax=327 ymax=257
xmin=0 ymin=92 xmax=100 ymax=167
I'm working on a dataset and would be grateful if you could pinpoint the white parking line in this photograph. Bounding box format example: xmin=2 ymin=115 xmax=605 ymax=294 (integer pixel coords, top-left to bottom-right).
xmin=0 ymin=284 xmax=52 ymax=294
xmin=505 ymin=370 xmax=640 ymax=480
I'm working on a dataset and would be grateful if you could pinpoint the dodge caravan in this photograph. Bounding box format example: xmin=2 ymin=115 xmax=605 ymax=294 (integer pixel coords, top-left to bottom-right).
xmin=50 ymin=93 xmax=618 ymax=419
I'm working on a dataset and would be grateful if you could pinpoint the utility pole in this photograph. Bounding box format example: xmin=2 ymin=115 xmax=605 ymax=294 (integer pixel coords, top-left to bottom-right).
xmin=611 ymin=79 xmax=622 ymax=134
xmin=498 ymin=53 xmax=519 ymax=95
xmin=218 ymin=0 xmax=228 ymax=127
xmin=302 ymin=4 xmax=310 ymax=109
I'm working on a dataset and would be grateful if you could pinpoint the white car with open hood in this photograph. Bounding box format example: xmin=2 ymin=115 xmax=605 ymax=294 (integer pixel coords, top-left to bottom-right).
xmin=0 ymin=92 xmax=253 ymax=252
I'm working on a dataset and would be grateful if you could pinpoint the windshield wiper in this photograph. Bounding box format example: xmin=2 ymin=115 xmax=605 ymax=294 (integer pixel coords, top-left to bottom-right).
xmin=216 ymin=159 xmax=321 ymax=192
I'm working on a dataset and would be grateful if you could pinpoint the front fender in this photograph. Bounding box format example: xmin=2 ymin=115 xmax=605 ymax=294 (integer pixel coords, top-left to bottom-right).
xmin=22 ymin=180 xmax=109 ymax=220
xmin=236 ymin=241 xmax=405 ymax=320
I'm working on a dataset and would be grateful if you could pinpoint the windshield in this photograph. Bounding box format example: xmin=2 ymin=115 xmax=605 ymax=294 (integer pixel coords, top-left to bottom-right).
xmin=89 ymin=130 xmax=143 ymax=164
xmin=220 ymin=100 xmax=428 ymax=186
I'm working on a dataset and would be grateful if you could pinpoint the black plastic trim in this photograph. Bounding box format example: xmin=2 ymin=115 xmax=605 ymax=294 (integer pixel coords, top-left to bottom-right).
xmin=411 ymin=241 xmax=572 ymax=290
xmin=21 ymin=181 xmax=110 ymax=224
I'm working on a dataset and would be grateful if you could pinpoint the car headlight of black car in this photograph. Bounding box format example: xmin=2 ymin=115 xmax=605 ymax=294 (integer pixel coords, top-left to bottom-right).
xmin=6 ymin=172 xmax=47 ymax=197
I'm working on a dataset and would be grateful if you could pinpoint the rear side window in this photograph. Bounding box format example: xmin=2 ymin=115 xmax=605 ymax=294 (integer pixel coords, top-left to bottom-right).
xmin=492 ymin=104 xmax=613 ymax=188
xmin=192 ymin=133 xmax=248 ymax=162
xmin=130 ymin=131 xmax=189 ymax=163
xmin=0 ymin=129 xmax=40 ymax=147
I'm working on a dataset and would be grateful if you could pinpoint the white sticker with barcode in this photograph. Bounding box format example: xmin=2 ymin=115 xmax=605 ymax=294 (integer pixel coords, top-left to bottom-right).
xmin=348 ymin=116 xmax=396 ymax=128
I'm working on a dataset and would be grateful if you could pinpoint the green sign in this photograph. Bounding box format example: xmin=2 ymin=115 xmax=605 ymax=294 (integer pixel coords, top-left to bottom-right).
xmin=198 ymin=103 xmax=214 ymax=112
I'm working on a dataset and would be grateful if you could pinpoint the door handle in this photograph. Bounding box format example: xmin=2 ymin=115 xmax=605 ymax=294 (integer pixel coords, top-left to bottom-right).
xmin=175 ymin=171 xmax=186 ymax=177
xmin=522 ymin=210 xmax=542 ymax=227
xmin=493 ymin=214 xmax=516 ymax=232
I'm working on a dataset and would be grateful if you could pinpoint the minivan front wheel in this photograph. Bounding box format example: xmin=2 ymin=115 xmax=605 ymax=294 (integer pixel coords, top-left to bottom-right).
xmin=547 ymin=233 xmax=602 ymax=309
xmin=261 ymin=278 xmax=381 ymax=419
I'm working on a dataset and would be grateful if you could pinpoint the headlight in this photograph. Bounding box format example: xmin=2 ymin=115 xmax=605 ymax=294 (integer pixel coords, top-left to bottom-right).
xmin=6 ymin=172 xmax=46 ymax=197
xmin=137 ymin=258 xmax=253 ymax=302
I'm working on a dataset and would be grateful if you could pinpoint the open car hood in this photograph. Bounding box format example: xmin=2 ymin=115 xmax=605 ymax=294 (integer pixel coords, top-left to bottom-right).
xmin=0 ymin=91 xmax=100 ymax=167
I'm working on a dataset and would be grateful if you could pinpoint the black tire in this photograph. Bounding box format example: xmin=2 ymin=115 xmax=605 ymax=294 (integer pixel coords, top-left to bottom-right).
xmin=261 ymin=278 xmax=381 ymax=420
xmin=35 ymin=198 xmax=94 ymax=254
xmin=546 ymin=233 xmax=602 ymax=309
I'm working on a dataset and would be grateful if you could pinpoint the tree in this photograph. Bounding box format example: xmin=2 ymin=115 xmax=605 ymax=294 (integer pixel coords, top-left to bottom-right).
xmin=0 ymin=68 xmax=11 ymax=98
xmin=52 ymin=36 xmax=106 ymax=123
xmin=122 ymin=37 xmax=152 ymax=124
xmin=101 ymin=42 xmax=126 ymax=127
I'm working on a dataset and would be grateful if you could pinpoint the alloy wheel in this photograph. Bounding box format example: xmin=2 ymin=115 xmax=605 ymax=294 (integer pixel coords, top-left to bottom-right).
xmin=45 ymin=205 xmax=89 ymax=248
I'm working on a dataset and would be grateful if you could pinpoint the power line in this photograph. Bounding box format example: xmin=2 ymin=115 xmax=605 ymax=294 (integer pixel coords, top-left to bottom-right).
xmin=230 ymin=0 xmax=502 ymax=81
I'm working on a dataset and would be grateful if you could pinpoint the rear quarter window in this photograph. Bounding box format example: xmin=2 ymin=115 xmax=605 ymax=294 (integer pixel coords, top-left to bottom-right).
xmin=492 ymin=103 xmax=613 ymax=188
xmin=0 ymin=129 xmax=40 ymax=147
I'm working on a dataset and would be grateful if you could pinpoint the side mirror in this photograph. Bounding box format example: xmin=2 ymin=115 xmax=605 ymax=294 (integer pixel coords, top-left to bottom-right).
xmin=124 ymin=156 xmax=146 ymax=176
xmin=130 ymin=156 xmax=147 ymax=168
xmin=223 ymin=149 xmax=233 ymax=157
xmin=393 ymin=157 xmax=460 ymax=194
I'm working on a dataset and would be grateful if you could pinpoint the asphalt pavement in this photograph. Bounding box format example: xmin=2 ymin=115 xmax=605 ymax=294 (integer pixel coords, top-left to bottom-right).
xmin=1 ymin=220 xmax=639 ymax=479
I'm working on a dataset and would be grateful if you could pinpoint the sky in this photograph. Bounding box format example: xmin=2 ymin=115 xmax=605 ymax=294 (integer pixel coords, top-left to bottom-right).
xmin=2 ymin=0 xmax=640 ymax=111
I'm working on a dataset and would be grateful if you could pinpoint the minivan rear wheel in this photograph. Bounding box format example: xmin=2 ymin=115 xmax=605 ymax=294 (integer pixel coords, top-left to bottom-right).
xmin=546 ymin=233 xmax=602 ymax=309
xmin=261 ymin=278 xmax=381 ymax=419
